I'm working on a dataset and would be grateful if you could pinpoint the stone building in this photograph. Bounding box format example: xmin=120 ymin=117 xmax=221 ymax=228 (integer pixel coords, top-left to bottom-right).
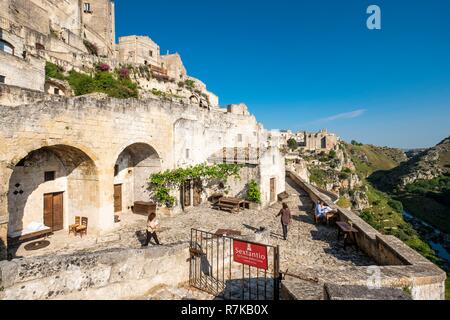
xmin=117 ymin=35 xmax=160 ymax=66
xmin=0 ymin=87 xmax=286 ymax=260
xmin=0 ymin=0 xmax=116 ymax=91
xmin=282 ymin=129 xmax=339 ymax=152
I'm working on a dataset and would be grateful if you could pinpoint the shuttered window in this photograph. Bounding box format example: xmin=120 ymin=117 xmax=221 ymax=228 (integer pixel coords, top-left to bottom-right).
xmin=0 ymin=39 xmax=14 ymax=55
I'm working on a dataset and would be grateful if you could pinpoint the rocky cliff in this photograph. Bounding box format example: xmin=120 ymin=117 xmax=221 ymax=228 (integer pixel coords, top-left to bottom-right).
xmin=370 ymin=136 xmax=450 ymax=191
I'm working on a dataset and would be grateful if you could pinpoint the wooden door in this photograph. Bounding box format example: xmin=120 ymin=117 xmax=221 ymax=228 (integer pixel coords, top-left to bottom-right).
xmin=43 ymin=192 xmax=64 ymax=231
xmin=184 ymin=180 xmax=192 ymax=207
xmin=193 ymin=179 xmax=202 ymax=207
xmin=114 ymin=184 xmax=122 ymax=213
xmin=43 ymin=194 xmax=53 ymax=229
xmin=270 ymin=178 xmax=276 ymax=203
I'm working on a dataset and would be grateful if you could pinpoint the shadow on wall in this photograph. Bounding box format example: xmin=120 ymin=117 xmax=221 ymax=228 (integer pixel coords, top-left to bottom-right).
xmin=7 ymin=145 xmax=99 ymax=258
xmin=0 ymin=236 xmax=6 ymax=260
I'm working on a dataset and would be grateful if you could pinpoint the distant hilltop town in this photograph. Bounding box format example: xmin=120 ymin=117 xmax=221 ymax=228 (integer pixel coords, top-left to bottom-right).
xmin=280 ymin=129 xmax=340 ymax=152
xmin=0 ymin=0 xmax=218 ymax=107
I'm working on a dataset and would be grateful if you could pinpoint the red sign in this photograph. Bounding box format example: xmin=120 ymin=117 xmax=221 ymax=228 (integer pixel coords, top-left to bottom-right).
xmin=233 ymin=240 xmax=268 ymax=270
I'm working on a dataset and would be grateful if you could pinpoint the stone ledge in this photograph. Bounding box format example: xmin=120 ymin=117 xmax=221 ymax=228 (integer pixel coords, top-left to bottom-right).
xmin=324 ymin=284 xmax=412 ymax=300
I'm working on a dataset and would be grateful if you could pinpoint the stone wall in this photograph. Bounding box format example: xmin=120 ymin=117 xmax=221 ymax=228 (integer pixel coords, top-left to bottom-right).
xmin=0 ymin=243 xmax=189 ymax=300
xmin=0 ymin=51 xmax=45 ymax=91
xmin=286 ymin=170 xmax=446 ymax=300
xmin=0 ymin=89 xmax=285 ymax=255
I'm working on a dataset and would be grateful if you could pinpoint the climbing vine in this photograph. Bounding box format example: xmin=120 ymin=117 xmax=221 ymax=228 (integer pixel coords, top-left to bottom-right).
xmin=148 ymin=163 xmax=242 ymax=206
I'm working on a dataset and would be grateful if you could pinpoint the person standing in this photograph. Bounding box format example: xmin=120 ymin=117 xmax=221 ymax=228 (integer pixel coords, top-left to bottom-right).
xmin=143 ymin=212 xmax=161 ymax=246
xmin=276 ymin=203 xmax=292 ymax=240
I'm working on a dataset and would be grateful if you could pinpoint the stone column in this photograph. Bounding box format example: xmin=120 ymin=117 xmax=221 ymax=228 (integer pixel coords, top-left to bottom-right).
xmin=0 ymin=165 xmax=11 ymax=260
xmin=96 ymin=166 xmax=115 ymax=234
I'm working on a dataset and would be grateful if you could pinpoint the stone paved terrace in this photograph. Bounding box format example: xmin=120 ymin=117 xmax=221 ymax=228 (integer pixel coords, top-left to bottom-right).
xmin=8 ymin=177 xmax=378 ymax=300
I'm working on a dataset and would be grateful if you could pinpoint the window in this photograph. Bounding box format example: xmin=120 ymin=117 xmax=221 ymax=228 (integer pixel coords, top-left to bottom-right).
xmin=0 ymin=39 xmax=14 ymax=55
xmin=237 ymin=134 xmax=243 ymax=142
xmin=54 ymin=88 xmax=60 ymax=95
xmin=149 ymin=50 xmax=153 ymax=57
xmin=44 ymin=171 xmax=56 ymax=182
xmin=273 ymin=156 xmax=276 ymax=165
xmin=83 ymin=3 xmax=92 ymax=13
xmin=0 ymin=75 xmax=5 ymax=84
xmin=186 ymin=149 xmax=190 ymax=159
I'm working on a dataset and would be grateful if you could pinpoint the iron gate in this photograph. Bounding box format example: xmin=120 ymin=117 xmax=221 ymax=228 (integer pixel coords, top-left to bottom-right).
xmin=189 ymin=229 xmax=280 ymax=300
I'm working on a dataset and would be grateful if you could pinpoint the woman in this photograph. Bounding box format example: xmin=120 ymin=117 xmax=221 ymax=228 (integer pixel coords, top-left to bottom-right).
xmin=276 ymin=202 xmax=292 ymax=241
xmin=143 ymin=212 xmax=161 ymax=246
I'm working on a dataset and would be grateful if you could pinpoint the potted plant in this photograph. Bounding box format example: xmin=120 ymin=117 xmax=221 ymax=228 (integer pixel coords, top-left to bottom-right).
xmin=247 ymin=180 xmax=262 ymax=210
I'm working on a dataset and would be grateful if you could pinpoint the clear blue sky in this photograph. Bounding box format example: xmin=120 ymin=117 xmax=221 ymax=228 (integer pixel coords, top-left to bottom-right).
xmin=116 ymin=0 xmax=450 ymax=149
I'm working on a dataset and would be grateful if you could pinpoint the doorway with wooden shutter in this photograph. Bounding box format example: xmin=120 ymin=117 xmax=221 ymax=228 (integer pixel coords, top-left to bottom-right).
xmin=270 ymin=178 xmax=276 ymax=204
xmin=193 ymin=179 xmax=202 ymax=207
xmin=43 ymin=192 xmax=64 ymax=232
xmin=114 ymin=184 xmax=123 ymax=213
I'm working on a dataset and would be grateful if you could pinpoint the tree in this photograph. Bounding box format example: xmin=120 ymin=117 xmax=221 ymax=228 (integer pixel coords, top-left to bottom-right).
xmin=287 ymin=138 xmax=298 ymax=151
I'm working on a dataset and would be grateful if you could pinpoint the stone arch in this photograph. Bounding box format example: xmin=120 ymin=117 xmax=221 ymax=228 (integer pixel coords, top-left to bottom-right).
xmin=113 ymin=143 xmax=162 ymax=215
xmin=7 ymin=144 xmax=99 ymax=244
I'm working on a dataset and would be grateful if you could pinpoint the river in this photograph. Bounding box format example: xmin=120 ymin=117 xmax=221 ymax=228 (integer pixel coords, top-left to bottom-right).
xmin=403 ymin=211 xmax=450 ymax=267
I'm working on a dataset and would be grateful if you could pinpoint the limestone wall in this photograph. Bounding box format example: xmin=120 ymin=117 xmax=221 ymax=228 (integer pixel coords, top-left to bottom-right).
xmin=286 ymin=170 xmax=446 ymax=300
xmin=0 ymin=243 xmax=190 ymax=300
xmin=0 ymin=89 xmax=286 ymax=254
xmin=0 ymin=51 xmax=45 ymax=91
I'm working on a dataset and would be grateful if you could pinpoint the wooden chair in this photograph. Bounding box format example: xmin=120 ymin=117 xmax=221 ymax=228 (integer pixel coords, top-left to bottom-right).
xmin=75 ymin=217 xmax=88 ymax=238
xmin=69 ymin=216 xmax=81 ymax=235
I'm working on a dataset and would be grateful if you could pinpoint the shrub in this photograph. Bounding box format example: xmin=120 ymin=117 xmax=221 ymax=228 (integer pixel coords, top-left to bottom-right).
xmin=66 ymin=70 xmax=95 ymax=96
xmin=83 ymin=40 xmax=98 ymax=56
xmin=185 ymin=79 xmax=195 ymax=89
xmin=387 ymin=199 xmax=404 ymax=213
xmin=339 ymin=172 xmax=350 ymax=180
xmin=287 ymin=138 xmax=298 ymax=151
xmin=247 ymin=180 xmax=261 ymax=204
xmin=45 ymin=62 xmax=65 ymax=80
xmin=118 ymin=67 xmax=130 ymax=80
xmin=329 ymin=150 xmax=337 ymax=159
xmin=97 ymin=63 xmax=110 ymax=72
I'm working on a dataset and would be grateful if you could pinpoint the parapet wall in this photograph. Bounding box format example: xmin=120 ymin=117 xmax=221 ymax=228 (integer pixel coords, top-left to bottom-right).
xmin=0 ymin=243 xmax=189 ymax=300
xmin=286 ymin=170 xmax=446 ymax=300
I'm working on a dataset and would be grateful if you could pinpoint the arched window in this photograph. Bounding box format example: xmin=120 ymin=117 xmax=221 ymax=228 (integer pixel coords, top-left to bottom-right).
xmin=0 ymin=39 xmax=14 ymax=55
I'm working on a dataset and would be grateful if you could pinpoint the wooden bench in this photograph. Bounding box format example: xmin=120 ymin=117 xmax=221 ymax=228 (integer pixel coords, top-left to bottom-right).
xmin=336 ymin=221 xmax=359 ymax=249
xmin=8 ymin=228 xmax=53 ymax=245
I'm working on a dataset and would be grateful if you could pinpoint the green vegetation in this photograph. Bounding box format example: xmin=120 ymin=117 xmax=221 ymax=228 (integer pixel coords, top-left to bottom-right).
xmin=359 ymin=185 xmax=440 ymax=264
xmin=148 ymin=163 xmax=241 ymax=206
xmin=337 ymin=197 xmax=351 ymax=208
xmin=247 ymin=180 xmax=262 ymax=204
xmin=309 ymin=167 xmax=328 ymax=188
xmin=287 ymin=138 xmax=298 ymax=151
xmin=397 ymin=172 xmax=450 ymax=233
xmin=45 ymin=63 xmax=139 ymax=99
xmin=45 ymin=62 xmax=65 ymax=80
xmin=184 ymin=79 xmax=195 ymax=89
xmin=347 ymin=143 xmax=404 ymax=179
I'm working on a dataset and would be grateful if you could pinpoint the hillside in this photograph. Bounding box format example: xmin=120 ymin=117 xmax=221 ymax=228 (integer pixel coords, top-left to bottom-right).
xmin=370 ymin=136 xmax=450 ymax=192
xmin=346 ymin=143 xmax=407 ymax=178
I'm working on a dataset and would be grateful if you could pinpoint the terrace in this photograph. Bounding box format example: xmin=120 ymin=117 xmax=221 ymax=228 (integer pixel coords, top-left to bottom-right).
xmin=4 ymin=172 xmax=445 ymax=300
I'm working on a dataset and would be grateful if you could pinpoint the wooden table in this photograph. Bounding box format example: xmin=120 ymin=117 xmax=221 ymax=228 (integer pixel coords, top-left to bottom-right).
xmin=336 ymin=221 xmax=359 ymax=250
xmin=133 ymin=201 xmax=157 ymax=216
xmin=214 ymin=229 xmax=242 ymax=237
xmin=212 ymin=197 xmax=245 ymax=213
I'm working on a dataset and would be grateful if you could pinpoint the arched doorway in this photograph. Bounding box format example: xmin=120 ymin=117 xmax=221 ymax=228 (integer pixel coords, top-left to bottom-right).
xmin=7 ymin=145 xmax=99 ymax=238
xmin=113 ymin=143 xmax=161 ymax=216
